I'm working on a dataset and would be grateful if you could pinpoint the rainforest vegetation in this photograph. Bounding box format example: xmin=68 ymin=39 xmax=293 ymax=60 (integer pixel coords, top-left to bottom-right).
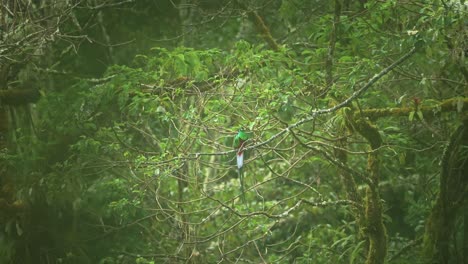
xmin=1 ymin=0 xmax=467 ymax=263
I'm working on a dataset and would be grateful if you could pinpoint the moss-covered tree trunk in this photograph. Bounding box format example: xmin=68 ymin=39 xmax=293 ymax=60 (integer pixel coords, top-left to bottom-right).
xmin=464 ymin=207 xmax=468 ymax=264
xmin=354 ymin=118 xmax=387 ymax=264
xmin=0 ymin=77 xmax=39 ymax=262
xmin=0 ymin=88 xmax=40 ymax=214
xmin=335 ymin=137 xmax=365 ymax=236
xmin=423 ymin=118 xmax=468 ymax=263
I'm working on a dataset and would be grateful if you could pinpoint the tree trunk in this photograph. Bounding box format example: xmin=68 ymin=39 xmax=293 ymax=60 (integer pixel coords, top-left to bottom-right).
xmin=0 ymin=89 xmax=40 ymax=105
xmin=353 ymin=117 xmax=387 ymax=264
xmin=423 ymin=118 xmax=468 ymax=263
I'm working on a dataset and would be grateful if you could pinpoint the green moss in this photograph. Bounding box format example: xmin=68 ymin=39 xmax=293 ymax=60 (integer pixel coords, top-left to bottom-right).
xmin=354 ymin=119 xmax=382 ymax=150
xmin=347 ymin=117 xmax=388 ymax=264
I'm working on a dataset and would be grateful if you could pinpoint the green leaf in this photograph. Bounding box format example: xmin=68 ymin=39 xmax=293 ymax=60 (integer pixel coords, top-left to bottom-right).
xmin=409 ymin=111 xmax=415 ymax=121
xmin=16 ymin=221 xmax=23 ymax=236
xmin=399 ymin=152 xmax=406 ymax=165
xmin=416 ymin=110 xmax=424 ymax=120
xmin=456 ymin=98 xmax=464 ymax=112
xmin=339 ymin=56 xmax=353 ymax=63
xmin=350 ymin=240 xmax=366 ymax=264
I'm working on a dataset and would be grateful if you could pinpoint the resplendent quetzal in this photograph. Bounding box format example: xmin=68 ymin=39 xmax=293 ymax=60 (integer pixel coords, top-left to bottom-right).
xmin=233 ymin=129 xmax=249 ymax=202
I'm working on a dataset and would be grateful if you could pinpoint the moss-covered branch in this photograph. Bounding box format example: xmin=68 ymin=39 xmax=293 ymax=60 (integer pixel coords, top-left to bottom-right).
xmin=358 ymin=98 xmax=468 ymax=119
xmin=235 ymin=1 xmax=279 ymax=51
xmin=325 ymin=0 xmax=341 ymax=86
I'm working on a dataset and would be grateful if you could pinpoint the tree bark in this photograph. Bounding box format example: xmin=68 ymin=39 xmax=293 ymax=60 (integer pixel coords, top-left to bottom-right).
xmin=353 ymin=117 xmax=387 ymax=264
xmin=0 ymin=89 xmax=40 ymax=105
xmin=423 ymin=118 xmax=468 ymax=263
xmin=235 ymin=1 xmax=279 ymax=51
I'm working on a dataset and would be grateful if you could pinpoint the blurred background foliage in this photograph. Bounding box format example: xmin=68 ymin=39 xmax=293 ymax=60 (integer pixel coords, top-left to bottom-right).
xmin=0 ymin=0 xmax=467 ymax=263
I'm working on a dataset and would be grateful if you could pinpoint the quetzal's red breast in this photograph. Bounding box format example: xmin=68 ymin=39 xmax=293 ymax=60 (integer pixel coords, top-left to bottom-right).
xmin=237 ymin=139 xmax=246 ymax=155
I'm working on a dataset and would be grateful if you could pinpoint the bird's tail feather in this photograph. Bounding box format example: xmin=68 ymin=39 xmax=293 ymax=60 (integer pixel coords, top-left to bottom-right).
xmin=236 ymin=152 xmax=244 ymax=169
xmin=238 ymin=167 xmax=246 ymax=203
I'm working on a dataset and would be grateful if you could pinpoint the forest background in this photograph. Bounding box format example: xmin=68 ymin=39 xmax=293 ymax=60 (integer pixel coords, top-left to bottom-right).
xmin=0 ymin=0 xmax=467 ymax=263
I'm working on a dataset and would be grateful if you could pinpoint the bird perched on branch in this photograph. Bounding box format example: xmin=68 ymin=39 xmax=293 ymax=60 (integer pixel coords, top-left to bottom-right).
xmin=233 ymin=129 xmax=249 ymax=202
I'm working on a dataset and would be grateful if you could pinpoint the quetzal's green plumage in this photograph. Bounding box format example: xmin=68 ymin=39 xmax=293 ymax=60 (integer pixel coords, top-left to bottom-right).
xmin=233 ymin=130 xmax=249 ymax=202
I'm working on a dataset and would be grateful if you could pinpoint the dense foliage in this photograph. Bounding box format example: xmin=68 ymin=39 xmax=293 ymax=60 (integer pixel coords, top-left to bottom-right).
xmin=1 ymin=0 xmax=467 ymax=263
